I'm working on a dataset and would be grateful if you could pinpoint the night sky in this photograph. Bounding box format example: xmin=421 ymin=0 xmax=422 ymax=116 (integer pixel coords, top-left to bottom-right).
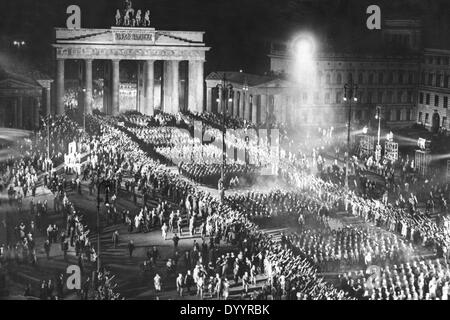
xmin=0 ymin=0 xmax=449 ymax=76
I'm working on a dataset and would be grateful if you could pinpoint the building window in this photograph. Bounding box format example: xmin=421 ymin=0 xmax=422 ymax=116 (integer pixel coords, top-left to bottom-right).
xmin=379 ymin=72 xmax=384 ymax=84
xmin=445 ymin=75 xmax=449 ymax=88
xmin=377 ymin=91 xmax=383 ymax=103
xmin=367 ymin=91 xmax=373 ymax=104
xmin=437 ymin=74 xmax=442 ymax=87
xmin=406 ymin=91 xmax=411 ymax=103
xmin=317 ymin=71 xmax=323 ymax=86
xmin=421 ymin=72 xmax=426 ymax=85
xmin=397 ymin=91 xmax=403 ymax=103
xmin=397 ymin=109 xmax=401 ymax=121
xmin=419 ymin=92 xmax=424 ymax=104
xmin=390 ymin=110 xmax=396 ymax=121
xmin=336 ymin=91 xmax=342 ymax=104
xmin=325 ymin=92 xmax=330 ymax=104
xmin=428 ymin=73 xmax=434 ymax=86
xmin=425 ymin=113 xmax=429 ymax=124
xmin=398 ymin=71 xmax=404 ymax=84
xmin=368 ymin=73 xmax=374 ymax=84
xmin=444 ymin=96 xmax=448 ymax=109
xmin=326 ymin=74 xmax=331 ymax=84
xmin=302 ymin=92 xmax=308 ymax=103
xmin=445 ymin=57 xmax=449 ymax=65
xmin=435 ymin=95 xmax=439 ymax=107
xmin=347 ymin=73 xmax=353 ymax=83
xmin=426 ymin=93 xmax=430 ymax=105
xmin=389 ymin=72 xmax=394 ymax=84
xmin=418 ymin=111 xmax=423 ymax=122
xmin=337 ymin=73 xmax=342 ymax=85
xmin=314 ymin=92 xmax=320 ymax=104
xmin=387 ymin=91 xmax=393 ymax=104
xmin=358 ymin=73 xmax=363 ymax=84
xmin=408 ymin=72 xmax=413 ymax=84
xmin=406 ymin=109 xmax=411 ymax=121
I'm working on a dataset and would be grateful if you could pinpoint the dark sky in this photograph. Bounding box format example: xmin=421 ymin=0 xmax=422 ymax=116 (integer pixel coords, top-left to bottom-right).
xmin=0 ymin=0 xmax=449 ymax=76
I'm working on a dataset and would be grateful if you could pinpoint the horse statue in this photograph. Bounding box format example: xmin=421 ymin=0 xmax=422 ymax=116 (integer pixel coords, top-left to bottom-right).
xmin=144 ymin=10 xmax=151 ymax=27
xmin=135 ymin=10 xmax=142 ymax=26
xmin=115 ymin=9 xmax=121 ymax=26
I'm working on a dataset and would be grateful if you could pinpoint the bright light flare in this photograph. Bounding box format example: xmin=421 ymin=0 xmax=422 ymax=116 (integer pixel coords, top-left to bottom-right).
xmin=294 ymin=37 xmax=314 ymax=61
xmin=290 ymin=34 xmax=316 ymax=89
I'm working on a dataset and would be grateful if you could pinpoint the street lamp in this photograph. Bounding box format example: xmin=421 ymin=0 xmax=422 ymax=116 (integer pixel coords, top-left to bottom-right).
xmin=82 ymin=88 xmax=87 ymax=131
xmin=375 ymin=106 xmax=382 ymax=161
xmin=12 ymin=40 xmax=26 ymax=48
xmin=96 ymin=179 xmax=110 ymax=272
xmin=343 ymin=80 xmax=358 ymax=190
xmin=216 ymin=74 xmax=233 ymax=202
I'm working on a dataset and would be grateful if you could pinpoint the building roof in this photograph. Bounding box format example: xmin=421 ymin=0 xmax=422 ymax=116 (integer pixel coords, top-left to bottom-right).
xmin=206 ymin=71 xmax=276 ymax=86
xmin=0 ymin=67 xmax=42 ymax=88
xmin=0 ymin=50 xmax=51 ymax=88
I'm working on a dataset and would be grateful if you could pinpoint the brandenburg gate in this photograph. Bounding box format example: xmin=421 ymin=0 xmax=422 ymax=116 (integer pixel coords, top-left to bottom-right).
xmin=53 ymin=27 xmax=209 ymax=115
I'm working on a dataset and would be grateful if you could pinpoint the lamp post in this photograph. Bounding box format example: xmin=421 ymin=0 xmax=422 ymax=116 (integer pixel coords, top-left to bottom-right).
xmin=375 ymin=106 xmax=382 ymax=162
xmin=216 ymin=74 xmax=233 ymax=202
xmin=343 ymin=80 xmax=358 ymax=190
xmin=82 ymin=88 xmax=87 ymax=131
xmin=96 ymin=179 xmax=110 ymax=272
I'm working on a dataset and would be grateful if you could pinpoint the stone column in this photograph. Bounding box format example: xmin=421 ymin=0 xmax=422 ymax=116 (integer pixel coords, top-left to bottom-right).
xmin=111 ymin=60 xmax=120 ymax=115
xmin=163 ymin=60 xmax=172 ymax=114
xmin=244 ymin=94 xmax=251 ymax=121
xmin=84 ymin=59 xmax=93 ymax=114
xmin=281 ymin=96 xmax=287 ymax=123
xmin=206 ymin=87 xmax=212 ymax=112
xmin=56 ymin=59 xmax=65 ymax=115
xmin=35 ymin=97 xmax=41 ymax=129
xmin=17 ymin=96 xmax=23 ymax=129
xmin=13 ymin=99 xmax=18 ymax=128
xmin=288 ymin=95 xmax=295 ymax=126
xmin=171 ymin=60 xmax=180 ymax=114
xmin=233 ymin=90 xmax=239 ymax=117
xmin=252 ymin=95 xmax=258 ymax=123
xmin=45 ymin=87 xmax=52 ymax=116
xmin=217 ymin=86 xmax=223 ymax=114
xmin=239 ymin=90 xmax=244 ymax=119
xmin=188 ymin=61 xmax=205 ymax=113
xmin=196 ymin=61 xmax=204 ymax=113
xmin=145 ymin=60 xmax=155 ymax=116
xmin=260 ymin=94 xmax=267 ymax=124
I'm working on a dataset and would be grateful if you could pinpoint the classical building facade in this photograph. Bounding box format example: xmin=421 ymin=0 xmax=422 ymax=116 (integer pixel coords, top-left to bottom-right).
xmin=206 ymin=53 xmax=420 ymax=128
xmin=417 ymin=48 xmax=450 ymax=132
xmin=0 ymin=66 xmax=52 ymax=130
xmin=53 ymin=27 xmax=209 ymax=116
xmin=266 ymin=51 xmax=420 ymax=128
xmin=205 ymin=20 xmax=450 ymax=132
